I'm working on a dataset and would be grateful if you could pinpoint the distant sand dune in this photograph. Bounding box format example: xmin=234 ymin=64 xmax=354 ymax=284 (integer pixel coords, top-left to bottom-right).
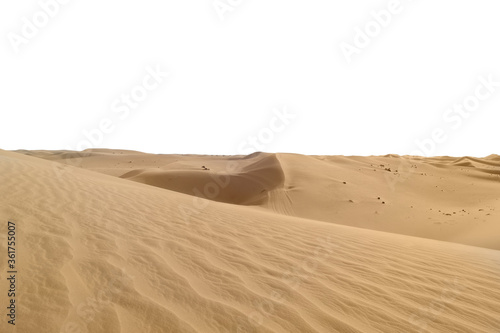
xmin=119 ymin=152 xmax=284 ymax=205
xmin=2 ymin=149 xmax=499 ymax=332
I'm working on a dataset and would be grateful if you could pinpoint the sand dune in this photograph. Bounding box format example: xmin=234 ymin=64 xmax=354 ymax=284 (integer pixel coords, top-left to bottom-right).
xmin=1 ymin=149 xmax=500 ymax=332
xmin=18 ymin=149 xmax=500 ymax=250
xmin=119 ymin=152 xmax=284 ymax=205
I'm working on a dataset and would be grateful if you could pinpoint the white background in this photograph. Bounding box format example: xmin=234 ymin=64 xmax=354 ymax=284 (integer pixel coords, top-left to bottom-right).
xmin=1 ymin=0 xmax=499 ymax=156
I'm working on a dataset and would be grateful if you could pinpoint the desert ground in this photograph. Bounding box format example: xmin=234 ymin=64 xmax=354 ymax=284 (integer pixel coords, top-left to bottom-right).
xmin=1 ymin=149 xmax=499 ymax=332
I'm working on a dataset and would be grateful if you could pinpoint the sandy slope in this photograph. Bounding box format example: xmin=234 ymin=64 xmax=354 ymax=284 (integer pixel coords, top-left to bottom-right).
xmin=18 ymin=149 xmax=500 ymax=250
xmin=1 ymin=149 xmax=499 ymax=332
xmin=271 ymin=153 xmax=500 ymax=250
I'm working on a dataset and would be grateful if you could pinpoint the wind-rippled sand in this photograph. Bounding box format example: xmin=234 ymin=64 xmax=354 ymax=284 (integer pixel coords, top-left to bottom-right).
xmin=1 ymin=149 xmax=499 ymax=332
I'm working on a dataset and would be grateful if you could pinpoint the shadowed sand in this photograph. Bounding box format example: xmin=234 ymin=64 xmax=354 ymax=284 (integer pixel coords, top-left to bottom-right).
xmin=1 ymin=149 xmax=500 ymax=332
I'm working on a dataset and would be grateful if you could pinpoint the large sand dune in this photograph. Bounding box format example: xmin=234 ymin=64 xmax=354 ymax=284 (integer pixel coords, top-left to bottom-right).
xmin=1 ymin=149 xmax=500 ymax=332
xmin=16 ymin=149 xmax=500 ymax=249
